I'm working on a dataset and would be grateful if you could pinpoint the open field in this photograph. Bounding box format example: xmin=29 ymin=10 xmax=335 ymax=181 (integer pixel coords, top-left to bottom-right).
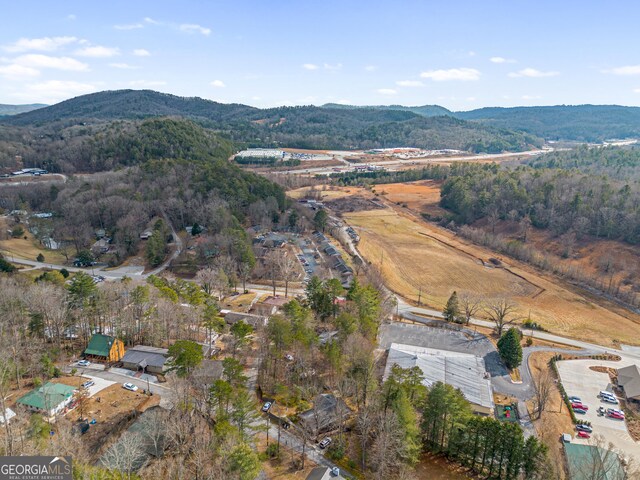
xmin=344 ymin=205 xmax=640 ymax=346
xmin=0 ymin=217 xmax=67 ymax=264
xmin=287 ymin=185 xmax=365 ymax=201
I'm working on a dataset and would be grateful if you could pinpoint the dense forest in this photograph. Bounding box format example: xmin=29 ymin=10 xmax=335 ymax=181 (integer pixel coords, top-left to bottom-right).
xmin=525 ymin=144 xmax=640 ymax=180
xmin=440 ymin=162 xmax=640 ymax=243
xmin=0 ymin=90 xmax=540 ymax=154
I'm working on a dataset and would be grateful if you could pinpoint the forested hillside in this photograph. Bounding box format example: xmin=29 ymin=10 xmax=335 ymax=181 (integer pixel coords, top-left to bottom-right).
xmin=322 ymin=103 xmax=452 ymax=117
xmin=525 ymin=144 xmax=640 ymax=180
xmin=0 ymin=117 xmax=285 ymax=265
xmin=0 ymin=90 xmax=540 ymax=153
xmin=440 ymin=162 xmax=640 ymax=244
xmin=456 ymin=105 xmax=640 ymax=141
xmin=0 ymin=103 xmax=47 ymax=116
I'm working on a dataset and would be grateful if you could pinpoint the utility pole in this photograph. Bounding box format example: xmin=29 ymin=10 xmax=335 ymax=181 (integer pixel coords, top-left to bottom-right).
xmin=418 ymin=286 xmax=422 ymax=306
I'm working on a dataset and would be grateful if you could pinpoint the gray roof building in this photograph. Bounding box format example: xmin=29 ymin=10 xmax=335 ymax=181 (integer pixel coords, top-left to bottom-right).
xmin=121 ymin=345 xmax=169 ymax=374
xmin=384 ymin=343 xmax=494 ymax=415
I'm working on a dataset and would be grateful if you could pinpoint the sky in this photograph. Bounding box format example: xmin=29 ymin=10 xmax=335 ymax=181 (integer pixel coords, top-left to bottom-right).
xmin=2 ymin=0 xmax=640 ymax=110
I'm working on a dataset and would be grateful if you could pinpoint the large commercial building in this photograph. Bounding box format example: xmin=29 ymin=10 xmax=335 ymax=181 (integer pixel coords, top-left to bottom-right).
xmin=384 ymin=343 xmax=494 ymax=415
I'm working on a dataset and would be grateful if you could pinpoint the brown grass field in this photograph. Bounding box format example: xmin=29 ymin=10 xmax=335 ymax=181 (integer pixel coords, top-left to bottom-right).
xmin=0 ymin=218 xmax=67 ymax=264
xmin=344 ymin=201 xmax=640 ymax=346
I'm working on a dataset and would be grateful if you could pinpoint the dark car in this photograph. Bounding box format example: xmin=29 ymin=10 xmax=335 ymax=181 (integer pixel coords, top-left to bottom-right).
xmin=576 ymin=424 xmax=593 ymax=433
xmin=573 ymin=408 xmax=587 ymax=415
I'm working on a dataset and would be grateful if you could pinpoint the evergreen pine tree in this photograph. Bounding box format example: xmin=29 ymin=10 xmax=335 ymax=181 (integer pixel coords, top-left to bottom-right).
xmin=497 ymin=327 xmax=523 ymax=369
xmin=443 ymin=291 xmax=461 ymax=323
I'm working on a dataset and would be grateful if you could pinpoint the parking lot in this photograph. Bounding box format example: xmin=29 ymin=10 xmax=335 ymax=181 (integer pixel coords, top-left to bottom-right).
xmin=557 ymin=359 xmax=640 ymax=458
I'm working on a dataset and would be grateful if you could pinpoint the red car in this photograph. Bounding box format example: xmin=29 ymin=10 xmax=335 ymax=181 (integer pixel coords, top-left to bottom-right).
xmin=571 ymin=402 xmax=588 ymax=411
xmin=608 ymin=411 xmax=625 ymax=420
xmin=577 ymin=431 xmax=591 ymax=439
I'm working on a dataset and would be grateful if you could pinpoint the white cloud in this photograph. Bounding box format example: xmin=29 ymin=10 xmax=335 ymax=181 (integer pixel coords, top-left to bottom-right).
xmin=109 ymin=63 xmax=140 ymax=70
xmin=633 ymin=88 xmax=640 ymax=94
xmin=364 ymin=65 xmax=377 ymax=72
xmin=210 ymin=79 xmax=226 ymax=88
xmin=608 ymin=65 xmax=640 ymax=76
xmin=133 ymin=49 xmax=150 ymax=57
xmin=14 ymin=54 xmax=89 ymax=71
xmin=144 ymin=17 xmax=161 ymax=25
xmin=396 ymin=80 xmax=424 ymax=87
xmin=323 ymin=63 xmax=342 ymax=71
xmin=75 ymin=45 xmax=120 ymax=58
xmin=420 ymin=67 xmax=481 ymax=81
xmin=67 ymin=14 xmax=76 ymax=20
xmin=115 ymin=23 xmax=144 ymax=30
xmin=128 ymin=80 xmax=167 ymax=87
xmin=0 ymin=64 xmax=41 ymax=80
xmin=18 ymin=80 xmax=98 ymax=103
xmin=490 ymin=56 xmax=516 ymax=64
xmin=3 ymin=36 xmax=78 ymax=53
xmin=179 ymin=24 xmax=211 ymax=36
xmin=508 ymin=68 xmax=559 ymax=78
xmin=302 ymin=63 xmax=319 ymax=70
xmin=376 ymin=88 xmax=397 ymax=95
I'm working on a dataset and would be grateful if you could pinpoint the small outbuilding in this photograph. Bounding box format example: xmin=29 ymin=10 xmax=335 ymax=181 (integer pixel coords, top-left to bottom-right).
xmin=617 ymin=364 xmax=640 ymax=401
xmin=223 ymin=311 xmax=267 ymax=328
xmin=0 ymin=407 xmax=16 ymax=425
xmin=84 ymin=334 xmax=125 ymax=362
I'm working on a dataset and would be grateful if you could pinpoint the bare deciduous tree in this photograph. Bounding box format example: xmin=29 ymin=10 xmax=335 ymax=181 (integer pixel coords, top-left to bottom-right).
xmin=459 ymin=291 xmax=483 ymax=325
xmin=485 ymin=297 xmax=519 ymax=336
xmin=532 ymin=368 xmax=554 ymax=420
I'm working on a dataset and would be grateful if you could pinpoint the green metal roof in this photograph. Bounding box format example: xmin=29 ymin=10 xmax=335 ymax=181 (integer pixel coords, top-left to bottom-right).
xmin=84 ymin=333 xmax=115 ymax=357
xmin=17 ymin=382 xmax=76 ymax=411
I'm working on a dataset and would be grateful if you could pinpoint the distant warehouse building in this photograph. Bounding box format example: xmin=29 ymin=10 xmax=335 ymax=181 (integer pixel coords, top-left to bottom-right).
xmin=121 ymin=345 xmax=169 ymax=375
xmin=384 ymin=343 xmax=494 ymax=415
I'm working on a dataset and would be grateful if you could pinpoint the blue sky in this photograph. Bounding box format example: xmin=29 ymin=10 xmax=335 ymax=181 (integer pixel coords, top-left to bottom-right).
xmin=2 ymin=0 xmax=640 ymax=110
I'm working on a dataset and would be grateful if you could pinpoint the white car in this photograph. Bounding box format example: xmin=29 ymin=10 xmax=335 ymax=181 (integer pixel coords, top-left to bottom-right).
xmin=122 ymin=383 xmax=139 ymax=392
xmin=77 ymin=360 xmax=91 ymax=367
xmin=261 ymin=401 xmax=272 ymax=412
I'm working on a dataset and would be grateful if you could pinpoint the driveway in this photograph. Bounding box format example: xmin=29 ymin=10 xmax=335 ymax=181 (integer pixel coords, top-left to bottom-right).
xmin=82 ymin=375 xmax=115 ymax=397
xmin=557 ymin=359 xmax=640 ymax=460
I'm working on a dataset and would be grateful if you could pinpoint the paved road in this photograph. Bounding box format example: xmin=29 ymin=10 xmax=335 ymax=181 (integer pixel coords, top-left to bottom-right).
xmin=276 ymin=149 xmax=547 ymax=176
xmin=63 ymin=364 xmax=175 ymax=408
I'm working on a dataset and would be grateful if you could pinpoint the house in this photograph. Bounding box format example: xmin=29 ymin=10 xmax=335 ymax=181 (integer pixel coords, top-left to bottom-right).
xmin=92 ymin=238 xmax=111 ymax=254
xmin=17 ymin=382 xmax=76 ymax=417
xmin=617 ymin=364 xmax=640 ymax=401
xmin=121 ymin=345 xmax=169 ymax=374
xmin=223 ymin=311 xmax=268 ymax=328
xmin=298 ymin=394 xmax=351 ymax=436
xmin=84 ymin=334 xmax=125 ymax=362
xmin=95 ymin=229 xmax=106 ymax=239
xmin=0 ymin=407 xmax=16 ymax=425
xmin=384 ymin=343 xmax=494 ymax=416
xmin=139 ymin=230 xmax=153 ymax=240
xmin=306 ymin=466 xmax=343 ymax=480
xmin=318 ymin=331 xmax=338 ymax=346
xmin=249 ymin=302 xmax=278 ymax=318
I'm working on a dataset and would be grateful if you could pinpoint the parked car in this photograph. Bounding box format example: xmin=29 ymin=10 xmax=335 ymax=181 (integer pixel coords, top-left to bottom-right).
xmin=284 ymin=354 xmax=294 ymax=361
xmin=602 ymin=395 xmax=619 ymax=404
xmin=81 ymin=380 xmax=95 ymax=389
xmin=573 ymin=408 xmax=587 ymax=414
xmin=607 ymin=408 xmax=625 ymax=417
xmin=576 ymin=424 xmax=593 ymax=433
xmin=77 ymin=360 xmax=91 ymax=367
xmin=282 ymin=422 xmax=290 ymax=430
xmin=569 ymin=396 xmax=581 ymax=403
xmin=577 ymin=431 xmax=591 ymax=439
xmin=571 ymin=402 xmax=588 ymax=411
xmin=607 ymin=410 xmax=625 ymax=420
xmin=261 ymin=401 xmax=272 ymax=412
xmin=319 ymin=437 xmax=332 ymax=449
xmin=122 ymin=383 xmax=138 ymax=392
xmin=330 ymin=467 xmax=340 ymax=477
xmin=597 ymin=406 xmax=606 ymax=416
